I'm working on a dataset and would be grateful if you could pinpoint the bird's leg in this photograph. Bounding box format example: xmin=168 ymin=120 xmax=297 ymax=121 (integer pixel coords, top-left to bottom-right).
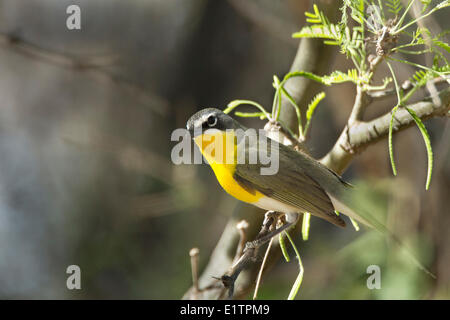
xmin=245 ymin=212 xmax=299 ymax=250
xmin=218 ymin=211 xmax=299 ymax=299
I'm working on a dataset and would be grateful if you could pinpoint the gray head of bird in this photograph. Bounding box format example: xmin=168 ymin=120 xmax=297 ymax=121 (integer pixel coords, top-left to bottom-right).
xmin=186 ymin=108 xmax=245 ymax=137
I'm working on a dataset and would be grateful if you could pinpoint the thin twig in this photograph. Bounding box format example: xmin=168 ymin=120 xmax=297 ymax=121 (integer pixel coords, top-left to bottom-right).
xmin=189 ymin=248 xmax=200 ymax=293
xmin=253 ymin=238 xmax=274 ymax=300
xmin=367 ymin=87 xmax=396 ymax=99
xmin=220 ymin=212 xmax=300 ymax=299
xmin=233 ymin=220 xmax=249 ymax=265
xmin=220 ymin=211 xmax=278 ymax=299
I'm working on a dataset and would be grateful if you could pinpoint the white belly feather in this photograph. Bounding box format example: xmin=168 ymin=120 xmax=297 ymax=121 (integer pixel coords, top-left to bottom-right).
xmin=253 ymin=196 xmax=299 ymax=214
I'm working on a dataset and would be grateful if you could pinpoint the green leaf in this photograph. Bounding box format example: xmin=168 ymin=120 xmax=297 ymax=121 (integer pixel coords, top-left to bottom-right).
xmin=283 ymin=71 xmax=327 ymax=84
xmin=301 ymin=213 xmax=311 ymax=241
xmin=272 ymin=70 xmax=331 ymax=122
xmin=389 ymin=57 xmax=450 ymax=82
xmin=405 ymin=107 xmax=433 ymax=190
xmin=294 ymin=4 xmax=342 ymax=45
xmin=292 ymin=25 xmax=341 ymax=41
xmin=436 ymin=0 xmax=450 ymax=9
xmin=394 ymin=0 xmax=415 ymax=31
xmin=389 ymin=106 xmax=399 ymax=176
xmin=434 ymin=40 xmax=450 ymax=53
xmin=306 ymin=92 xmax=326 ymax=121
xmin=350 ymin=217 xmax=360 ymax=231
xmin=386 ymin=0 xmax=403 ymax=15
xmin=224 ymin=100 xmax=271 ymax=120
xmin=305 ymin=4 xmax=322 ymax=23
xmin=387 ymin=62 xmax=401 ymax=177
xmin=394 ymin=1 xmax=450 ymax=34
xmin=402 ymin=62 xmax=450 ymax=103
xmin=279 ymin=233 xmax=290 ymax=262
xmin=304 ymin=4 xmax=329 ymax=25
xmin=420 ymin=0 xmax=432 ymax=12
xmin=234 ymin=111 xmax=266 ymax=119
xmin=280 ymin=86 xmax=304 ymax=137
xmin=412 ymin=69 xmax=431 ymax=87
xmin=284 ymin=231 xmax=304 ymax=300
xmin=303 ymin=92 xmax=326 ymax=136
xmin=322 ymin=69 xmax=360 ymax=85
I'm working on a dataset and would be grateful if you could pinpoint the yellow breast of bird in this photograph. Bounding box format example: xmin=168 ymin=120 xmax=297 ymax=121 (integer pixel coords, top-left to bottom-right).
xmin=194 ymin=130 xmax=264 ymax=204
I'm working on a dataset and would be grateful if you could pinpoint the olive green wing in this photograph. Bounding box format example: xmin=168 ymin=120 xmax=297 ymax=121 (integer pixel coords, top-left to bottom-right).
xmin=234 ymin=144 xmax=346 ymax=227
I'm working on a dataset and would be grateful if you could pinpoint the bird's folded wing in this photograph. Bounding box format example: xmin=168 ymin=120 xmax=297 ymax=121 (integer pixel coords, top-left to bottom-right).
xmin=234 ymin=151 xmax=346 ymax=227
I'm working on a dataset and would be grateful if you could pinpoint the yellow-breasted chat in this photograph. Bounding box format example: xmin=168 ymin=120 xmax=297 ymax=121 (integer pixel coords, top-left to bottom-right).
xmin=186 ymin=107 xmax=433 ymax=276
xmin=186 ymin=107 xmax=349 ymax=227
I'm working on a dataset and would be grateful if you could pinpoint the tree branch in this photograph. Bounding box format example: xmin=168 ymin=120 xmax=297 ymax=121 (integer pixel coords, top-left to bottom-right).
xmin=348 ymin=85 xmax=371 ymax=126
xmin=321 ymin=87 xmax=450 ymax=173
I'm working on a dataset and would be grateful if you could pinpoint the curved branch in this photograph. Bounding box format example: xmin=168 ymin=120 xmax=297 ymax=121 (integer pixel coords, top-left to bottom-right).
xmin=321 ymin=87 xmax=450 ymax=173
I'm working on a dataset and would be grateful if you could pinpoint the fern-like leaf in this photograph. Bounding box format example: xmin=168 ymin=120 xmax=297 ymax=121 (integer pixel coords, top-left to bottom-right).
xmin=409 ymin=64 xmax=450 ymax=89
xmin=293 ymin=25 xmax=341 ymax=43
xmin=293 ymin=4 xmax=343 ymax=45
xmin=322 ymin=69 xmax=360 ymax=85
xmin=303 ymin=92 xmax=326 ymax=136
xmin=433 ymin=39 xmax=450 ymax=53
xmin=386 ymin=0 xmax=403 ymax=15
xmin=420 ymin=0 xmax=432 ymax=12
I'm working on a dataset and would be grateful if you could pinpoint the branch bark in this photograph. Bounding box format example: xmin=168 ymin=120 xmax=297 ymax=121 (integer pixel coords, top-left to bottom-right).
xmin=321 ymin=87 xmax=450 ymax=173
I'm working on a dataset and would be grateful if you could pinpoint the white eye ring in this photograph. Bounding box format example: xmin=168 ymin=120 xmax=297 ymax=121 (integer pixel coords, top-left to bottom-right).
xmin=206 ymin=115 xmax=217 ymax=127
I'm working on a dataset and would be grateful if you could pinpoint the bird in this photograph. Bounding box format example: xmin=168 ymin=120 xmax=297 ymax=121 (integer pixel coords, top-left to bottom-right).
xmin=186 ymin=107 xmax=433 ymax=276
xmin=186 ymin=107 xmax=359 ymax=227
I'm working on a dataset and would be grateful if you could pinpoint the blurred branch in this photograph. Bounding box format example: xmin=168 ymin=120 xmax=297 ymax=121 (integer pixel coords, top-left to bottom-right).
xmin=227 ymin=0 xmax=301 ymax=45
xmin=0 ymin=32 xmax=116 ymax=68
xmin=61 ymin=124 xmax=173 ymax=182
xmin=0 ymin=32 xmax=169 ymax=116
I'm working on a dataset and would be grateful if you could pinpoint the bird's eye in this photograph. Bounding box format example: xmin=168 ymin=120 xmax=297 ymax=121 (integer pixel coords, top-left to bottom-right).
xmin=206 ymin=115 xmax=217 ymax=127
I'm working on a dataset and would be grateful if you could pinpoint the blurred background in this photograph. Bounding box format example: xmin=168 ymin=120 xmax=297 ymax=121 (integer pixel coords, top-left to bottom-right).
xmin=0 ymin=0 xmax=448 ymax=299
